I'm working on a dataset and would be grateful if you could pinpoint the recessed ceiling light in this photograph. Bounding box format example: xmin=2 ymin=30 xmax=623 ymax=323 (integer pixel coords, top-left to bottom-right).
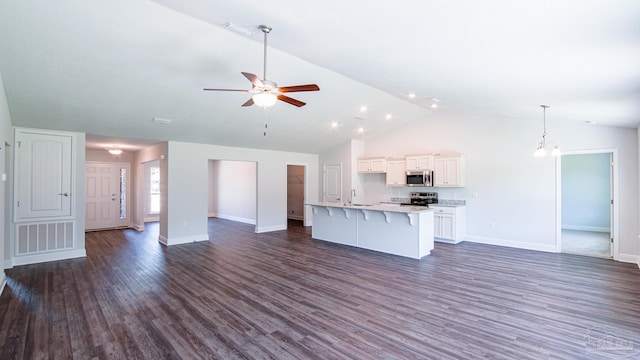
xmin=331 ymin=121 xmax=339 ymax=128
xmin=430 ymin=103 xmax=438 ymax=109
xmin=407 ymin=92 xmax=416 ymax=99
xmin=359 ymin=105 xmax=368 ymax=113
xmin=357 ymin=127 xmax=365 ymax=133
xmin=385 ymin=114 xmax=392 ymax=120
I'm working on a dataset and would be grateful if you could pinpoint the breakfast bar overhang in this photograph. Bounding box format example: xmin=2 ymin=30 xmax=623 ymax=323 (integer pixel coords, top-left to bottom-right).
xmin=308 ymin=203 xmax=435 ymax=259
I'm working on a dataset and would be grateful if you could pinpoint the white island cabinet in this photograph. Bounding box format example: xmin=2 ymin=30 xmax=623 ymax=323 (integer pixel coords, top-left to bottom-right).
xmin=308 ymin=203 xmax=434 ymax=259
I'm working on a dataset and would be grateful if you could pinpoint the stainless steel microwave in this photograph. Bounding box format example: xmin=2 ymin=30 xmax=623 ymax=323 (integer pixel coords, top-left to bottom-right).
xmin=406 ymin=170 xmax=434 ymax=187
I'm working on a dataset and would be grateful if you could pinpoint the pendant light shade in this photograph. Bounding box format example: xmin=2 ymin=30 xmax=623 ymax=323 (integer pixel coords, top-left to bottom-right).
xmin=533 ymin=105 xmax=561 ymax=157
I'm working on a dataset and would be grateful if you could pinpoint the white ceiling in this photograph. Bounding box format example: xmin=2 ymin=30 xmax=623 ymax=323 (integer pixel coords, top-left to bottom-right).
xmin=1 ymin=0 xmax=639 ymax=154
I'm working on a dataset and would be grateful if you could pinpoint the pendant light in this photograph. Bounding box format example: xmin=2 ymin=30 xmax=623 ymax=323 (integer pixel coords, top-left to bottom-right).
xmin=534 ymin=105 xmax=561 ymax=157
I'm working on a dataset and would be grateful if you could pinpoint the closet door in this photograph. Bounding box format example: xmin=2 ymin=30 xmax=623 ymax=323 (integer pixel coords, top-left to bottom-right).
xmin=15 ymin=130 xmax=72 ymax=220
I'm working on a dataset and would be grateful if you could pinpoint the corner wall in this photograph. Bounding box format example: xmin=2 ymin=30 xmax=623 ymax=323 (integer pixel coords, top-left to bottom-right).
xmin=163 ymin=141 xmax=318 ymax=245
xmin=0 ymin=73 xmax=13 ymax=288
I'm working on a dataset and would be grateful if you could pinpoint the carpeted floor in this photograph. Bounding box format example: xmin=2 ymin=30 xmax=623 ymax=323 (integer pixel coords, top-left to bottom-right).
xmin=561 ymin=229 xmax=611 ymax=258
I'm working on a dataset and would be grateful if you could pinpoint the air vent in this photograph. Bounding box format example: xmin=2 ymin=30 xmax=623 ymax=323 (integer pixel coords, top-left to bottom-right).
xmin=152 ymin=117 xmax=173 ymax=125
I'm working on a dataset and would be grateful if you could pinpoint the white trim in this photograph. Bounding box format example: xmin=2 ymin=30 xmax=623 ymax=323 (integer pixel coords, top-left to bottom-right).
xmin=287 ymin=215 xmax=304 ymax=221
xmin=209 ymin=213 xmax=256 ymax=225
xmin=132 ymin=223 xmax=145 ymax=231
xmin=561 ymin=225 xmax=610 ymax=232
xmin=555 ymin=149 xmax=619 ymax=260
xmin=0 ymin=273 xmax=5 ymax=295
xmin=159 ymin=233 xmax=209 ymax=246
xmin=12 ymin=249 xmax=86 ymax=266
xmin=615 ymin=253 xmax=639 ymax=265
xmin=464 ymin=235 xmax=557 ymax=253
xmin=143 ymin=216 xmax=159 ymax=223
xmin=255 ymin=225 xmax=287 ymax=233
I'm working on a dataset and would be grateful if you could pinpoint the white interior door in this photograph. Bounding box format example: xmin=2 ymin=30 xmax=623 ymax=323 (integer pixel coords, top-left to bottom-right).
xmin=15 ymin=131 xmax=72 ymax=219
xmin=323 ymin=163 xmax=342 ymax=203
xmin=85 ymin=162 xmax=129 ymax=230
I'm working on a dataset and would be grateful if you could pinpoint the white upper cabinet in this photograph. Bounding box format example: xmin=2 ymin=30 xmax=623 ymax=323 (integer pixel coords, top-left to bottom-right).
xmin=405 ymin=154 xmax=434 ymax=171
xmin=357 ymin=157 xmax=386 ymax=173
xmin=15 ymin=129 xmax=74 ymax=220
xmin=434 ymin=155 xmax=466 ymax=187
xmin=386 ymin=159 xmax=406 ymax=186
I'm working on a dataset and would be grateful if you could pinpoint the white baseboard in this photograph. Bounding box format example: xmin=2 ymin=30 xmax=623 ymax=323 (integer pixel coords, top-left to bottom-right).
xmin=562 ymin=225 xmax=610 ymax=233
xmin=144 ymin=216 xmax=159 ymax=223
xmin=209 ymin=213 xmax=256 ymax=225
xmin=255 ymin=225 xmax=287 ymax=233
xmin=288 ymin=215 xmax=304 ymax=221
xmin=132 ymin=223 xmax=145 ymax=231
xmin=464 ymin=235 xmax=557 ymax=253
xmin=11 ymin=249 xmax=87 ymax=267
xmin=159 ymin=233 xmax=209 ymax=246
xmin=616 ymin=253 xmax=640 ymax=265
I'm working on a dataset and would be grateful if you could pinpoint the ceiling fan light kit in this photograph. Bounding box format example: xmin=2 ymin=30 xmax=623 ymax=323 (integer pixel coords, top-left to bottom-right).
xmin=204 ymin=25 xmax=319 ymax=108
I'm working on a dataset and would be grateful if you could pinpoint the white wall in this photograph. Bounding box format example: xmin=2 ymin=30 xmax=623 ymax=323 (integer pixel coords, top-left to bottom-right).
xmin=164 ymin=141 xmax=318 ymax=245
xmin=318 ymin=139 xmax=366 ymax=204
xmin=0 ymin=74 xmax=12 ymax=285
xmin=327 ymin=110 xmax=638 ymax=261
xmin=562 ymin=153 xmax=611 ymax=230
xmin=208 ymin=160 xmax=257 ymax=224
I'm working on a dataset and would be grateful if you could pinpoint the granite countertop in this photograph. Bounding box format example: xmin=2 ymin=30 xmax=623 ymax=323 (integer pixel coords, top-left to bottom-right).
xmin=308 ymin=202 xmax=433 ymax=214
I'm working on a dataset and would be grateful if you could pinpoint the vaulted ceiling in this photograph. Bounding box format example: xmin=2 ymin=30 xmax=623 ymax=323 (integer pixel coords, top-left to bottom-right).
xmin=1 ymin=0 xmax=639 ymax=154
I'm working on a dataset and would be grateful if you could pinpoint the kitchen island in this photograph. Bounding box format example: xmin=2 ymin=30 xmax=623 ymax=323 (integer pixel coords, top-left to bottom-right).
xmin=308 ymin=202 xmax=434 ymax=259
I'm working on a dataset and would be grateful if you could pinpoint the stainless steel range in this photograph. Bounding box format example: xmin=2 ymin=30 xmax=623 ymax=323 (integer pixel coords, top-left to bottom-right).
xmin=402 ymin=192 xmax=438 ymax=207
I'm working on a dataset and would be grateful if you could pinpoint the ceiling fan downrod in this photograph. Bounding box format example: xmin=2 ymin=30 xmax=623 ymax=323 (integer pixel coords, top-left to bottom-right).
xmin=260 ymin=25 xmax=272 ymax=81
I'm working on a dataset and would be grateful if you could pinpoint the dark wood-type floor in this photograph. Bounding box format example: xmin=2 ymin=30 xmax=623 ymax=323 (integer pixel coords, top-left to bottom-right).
xmin=1 ymin=219 xmax=639 ymax=359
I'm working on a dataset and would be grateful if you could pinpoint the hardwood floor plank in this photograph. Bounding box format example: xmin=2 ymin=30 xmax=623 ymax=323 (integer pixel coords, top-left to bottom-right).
xmin=1 ymin=219 xmax=639 ymax=359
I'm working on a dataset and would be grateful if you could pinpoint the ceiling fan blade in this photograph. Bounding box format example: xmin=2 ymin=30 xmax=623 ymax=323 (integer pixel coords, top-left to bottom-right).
xmin=241 ymin=98 xmax=254 ymax=107
xmin=277 ymin=94 xmax=306 ymax=107
xmin=278 ymin=84 xmax=320 ymax=93
xmin=241 ymin=72 xmax=264 ymax=88
xmin=203 ymin=88 xmax=249 ymax=92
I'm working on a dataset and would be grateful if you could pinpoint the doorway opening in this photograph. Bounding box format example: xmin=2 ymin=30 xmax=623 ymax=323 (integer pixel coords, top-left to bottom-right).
xmin=207 ymin=160 xmax=257 ymax=228
xmin=556 ymin=150 xmax=616 ymax=259
xmin=287 ymin=165 xmax=305 ymax=228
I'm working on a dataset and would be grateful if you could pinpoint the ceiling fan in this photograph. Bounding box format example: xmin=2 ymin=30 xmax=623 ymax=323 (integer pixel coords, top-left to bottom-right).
xmin=204 ymin=25 xmax=320 ymax=108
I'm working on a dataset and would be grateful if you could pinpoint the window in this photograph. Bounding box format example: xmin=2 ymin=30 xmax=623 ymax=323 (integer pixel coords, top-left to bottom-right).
xmin=149 ymin=166 xmax=160 ymax=214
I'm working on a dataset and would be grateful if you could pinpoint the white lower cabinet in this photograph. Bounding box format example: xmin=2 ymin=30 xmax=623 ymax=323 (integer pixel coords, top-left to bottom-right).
xmin=431 ymin=205 xmax=466 ymax=243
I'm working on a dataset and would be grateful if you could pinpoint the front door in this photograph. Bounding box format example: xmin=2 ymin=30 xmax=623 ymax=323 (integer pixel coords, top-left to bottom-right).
xmin=85 ymin=162 xmax=129 ymax=230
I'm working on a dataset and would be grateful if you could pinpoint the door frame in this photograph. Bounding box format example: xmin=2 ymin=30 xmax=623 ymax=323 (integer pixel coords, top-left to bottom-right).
xmin=555 ymin=148 xmax=618 ymax=260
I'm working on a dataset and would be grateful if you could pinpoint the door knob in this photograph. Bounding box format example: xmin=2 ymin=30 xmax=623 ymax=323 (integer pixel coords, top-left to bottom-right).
xmin=58 ymin=192 xmax=69 ymax=197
